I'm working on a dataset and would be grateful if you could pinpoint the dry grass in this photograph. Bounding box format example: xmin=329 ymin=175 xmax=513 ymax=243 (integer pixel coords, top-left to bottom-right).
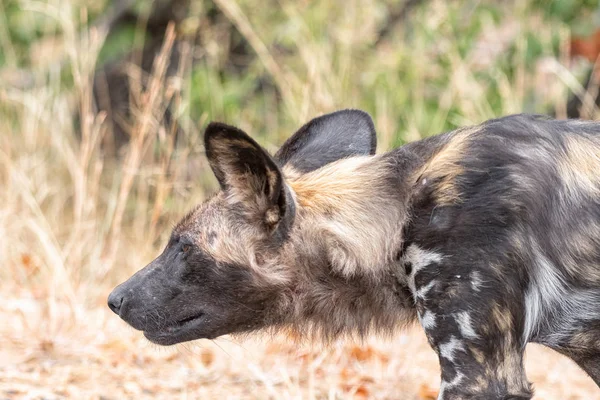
xmin=1 ymin=0 xmax=600 ymax=398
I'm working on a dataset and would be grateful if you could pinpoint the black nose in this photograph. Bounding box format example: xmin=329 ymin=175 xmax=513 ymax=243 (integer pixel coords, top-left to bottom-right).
xmin=107 ymin=290 xmax=124 ymax=315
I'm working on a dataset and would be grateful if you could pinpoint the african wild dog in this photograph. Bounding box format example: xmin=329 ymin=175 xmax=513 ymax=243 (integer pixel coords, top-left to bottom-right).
xmin=108 ymin=110 xmax=600 ymax=399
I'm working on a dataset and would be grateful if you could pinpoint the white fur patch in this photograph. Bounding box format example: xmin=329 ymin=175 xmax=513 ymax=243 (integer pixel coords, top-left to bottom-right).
xmin=420 ymin=310 xmax=437 ymax=330
xmin=470 ymin=271 xmax=483 ymax=291
xmin=537 ymin=289 xmax=600 ymax=347
xmin=438 ymin=372 xmax=465 ymax=400
xmin=416 ymin=280 xmax=437 ymax=301
xmin=522 ymin=245 xmax=600 ymax=347
xmin=439 ymin=336 xmax=465 ymax=363
xmin=455 ymin=311 xmax=479 ymax=340
xmin=404 ymin=244 xmax=443 ymax=300
xmin=522 ymin=251 xmax=566 ymax=344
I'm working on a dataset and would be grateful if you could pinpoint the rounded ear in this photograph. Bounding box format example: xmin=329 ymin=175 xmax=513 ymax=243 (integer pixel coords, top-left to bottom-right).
xmin=204 ymin=122 xmax=289 ymax=230
xmin=275 ymin=109 xmax=377 ymax=172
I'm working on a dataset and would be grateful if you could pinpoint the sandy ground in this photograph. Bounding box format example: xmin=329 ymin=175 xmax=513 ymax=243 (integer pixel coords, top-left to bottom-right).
xmin=1 ymin=288 xmax=599 ymax=400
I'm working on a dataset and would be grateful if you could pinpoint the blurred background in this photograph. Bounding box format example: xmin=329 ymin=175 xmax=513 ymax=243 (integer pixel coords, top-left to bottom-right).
xmin=2 ymin=0 xmax=600 ymax=398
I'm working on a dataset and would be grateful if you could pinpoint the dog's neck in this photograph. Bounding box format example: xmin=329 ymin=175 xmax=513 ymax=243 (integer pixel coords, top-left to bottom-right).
xmin=285 ymin=152 xmax=417 ymax=277
xmin=264 ymin=150 xmax=424 ymax=339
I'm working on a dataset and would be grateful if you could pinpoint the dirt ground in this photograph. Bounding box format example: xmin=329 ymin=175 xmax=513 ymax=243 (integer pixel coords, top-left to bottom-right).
xmin=1 ymin=287 xmax=599 ymax=400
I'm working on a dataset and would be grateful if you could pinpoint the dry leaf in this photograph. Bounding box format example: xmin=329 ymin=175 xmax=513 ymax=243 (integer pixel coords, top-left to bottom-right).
xmin=348 ymin=345 xmax=389 ymax=363
xmin=349 ymin=346 xmax=374 ymax=362
xmin=39 ymin=339 xmax=54 ymax=353
xmin=418 ymin=383 xmax=438 ymax=400
xmin=21 ymin=253 xmax=39 ymax=276
xmin=201 ymin=349 xmax=214 ymax=367
xmin=354 ymin=384 xmax=370 ymax=398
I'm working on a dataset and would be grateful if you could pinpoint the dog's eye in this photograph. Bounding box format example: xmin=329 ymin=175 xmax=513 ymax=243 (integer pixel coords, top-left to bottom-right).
xmin=182 ymin=244 xmax=191 ymax=253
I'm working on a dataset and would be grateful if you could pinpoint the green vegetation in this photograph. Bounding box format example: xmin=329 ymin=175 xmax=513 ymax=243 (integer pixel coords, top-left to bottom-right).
xmin=2 ymin=0 xmax=597 ymax=143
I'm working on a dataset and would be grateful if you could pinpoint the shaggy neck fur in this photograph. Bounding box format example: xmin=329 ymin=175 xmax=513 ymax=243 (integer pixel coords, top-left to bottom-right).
xmin=286 ymin=155 xmax=410 ymax=277
xmin=275 ymin=154 xmax=418 ymax=340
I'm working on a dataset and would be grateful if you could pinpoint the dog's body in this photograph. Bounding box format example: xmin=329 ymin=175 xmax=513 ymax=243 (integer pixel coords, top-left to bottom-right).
xmin=109 ymin=111 xmax=600 ymax=399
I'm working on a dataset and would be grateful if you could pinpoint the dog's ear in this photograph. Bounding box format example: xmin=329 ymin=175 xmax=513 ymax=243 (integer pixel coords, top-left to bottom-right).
xmin=275 ymin=109 xmax=377 ymax=172
xmin=204 ymin=123 xmax=289 ymax=231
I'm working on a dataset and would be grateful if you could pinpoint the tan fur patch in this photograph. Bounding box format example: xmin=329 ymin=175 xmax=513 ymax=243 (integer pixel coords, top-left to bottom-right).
xmin=497 ymin=342 xmax=528 ymax=395
xmin=286 ymin=156 xmax=408 ymax=277
xmin=558 ymin=135 xmax=600 ymax=197
xmin=286 ymin=157 xmax=377 ymax=213
xmin=414 ymin=127 xmax=478 ymax=205
xmin=491 ymin=304 xmax=513 ymax=333
xmin=487 ymin=313 xmax=529 ymax=394
xmin=561 ymin=221 xmax=600 ymax=282
xmin=554 ymin=136 xmax=600 ymax=284
xmin=468 ymin=375 xmax=490 ymax=392
xmin=470 ymin=346 xmax=486 ymax=364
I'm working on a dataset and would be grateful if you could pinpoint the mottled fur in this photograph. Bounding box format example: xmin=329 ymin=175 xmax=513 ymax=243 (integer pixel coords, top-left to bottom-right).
xmin=404 ymin=115 xmax=600 ymax=398
xmin=109 ymin=111 xmax=600 ymax=399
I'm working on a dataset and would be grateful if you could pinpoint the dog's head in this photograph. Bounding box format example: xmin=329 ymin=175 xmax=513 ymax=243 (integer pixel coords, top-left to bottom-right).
xmin=107 ymin=110 xmax=377 ymax=345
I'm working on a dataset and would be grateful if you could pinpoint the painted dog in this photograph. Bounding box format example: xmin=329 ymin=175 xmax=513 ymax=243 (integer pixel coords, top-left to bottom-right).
xmin=109 ymin=110 xmax=600 ymax=399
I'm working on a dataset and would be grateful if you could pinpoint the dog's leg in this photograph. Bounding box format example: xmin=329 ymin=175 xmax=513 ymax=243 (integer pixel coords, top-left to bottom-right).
xmin=405 ymin=244 xmax=533 ymax=399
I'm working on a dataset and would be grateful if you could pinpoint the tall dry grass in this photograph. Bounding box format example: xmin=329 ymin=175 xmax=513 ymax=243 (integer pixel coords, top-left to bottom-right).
xmin=0 ymin=0 xmax=197 ymax=347
xmin=1 ymin=0 xmax=599 ymax=398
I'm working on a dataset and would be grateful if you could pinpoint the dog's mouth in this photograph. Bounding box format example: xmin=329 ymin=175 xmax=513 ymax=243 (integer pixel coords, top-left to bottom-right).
xmin=143 ymin=312 xmax=207 ymax=345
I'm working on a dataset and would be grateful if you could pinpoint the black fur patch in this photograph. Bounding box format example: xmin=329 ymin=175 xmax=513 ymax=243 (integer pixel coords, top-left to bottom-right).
xmin=275 ymin=109 xmax=377 ymax=172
